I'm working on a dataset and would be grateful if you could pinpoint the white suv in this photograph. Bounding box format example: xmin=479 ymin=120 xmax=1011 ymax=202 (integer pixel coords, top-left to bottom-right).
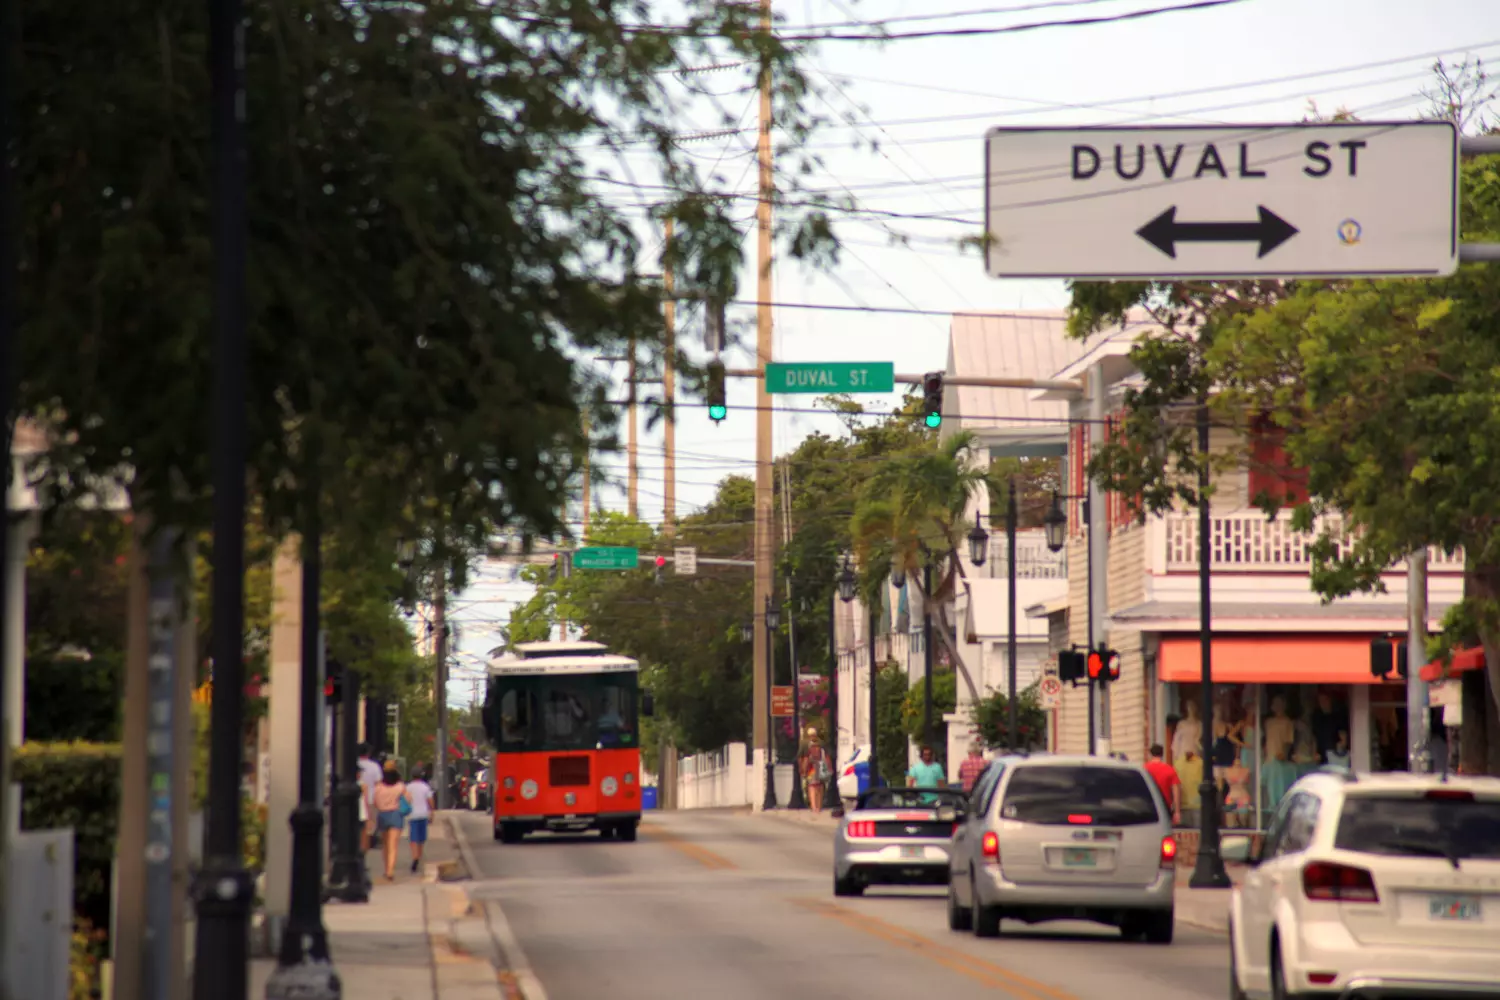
xmin=1226 ymin=770 xmax=1500 ymax=999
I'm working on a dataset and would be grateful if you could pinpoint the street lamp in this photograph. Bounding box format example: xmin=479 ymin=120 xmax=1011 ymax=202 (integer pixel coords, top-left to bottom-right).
xmin=761 ymin=596 xmax=781 ymax=811
xmin=968 ymin=514 xmax=990 ymax=568
xmin=785 ymin=590 xmax=808 ymax=811
xmin=1044 ymin=491 xmax=1098 ymax=755
xmin=396 ymin=538 xmax=417 ymax=573
xmin=831 ymin=555 xmax=857 ymax=815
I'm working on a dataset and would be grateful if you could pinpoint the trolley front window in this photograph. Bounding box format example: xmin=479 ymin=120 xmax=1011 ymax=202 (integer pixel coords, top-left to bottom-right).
xmin=486 ymin=673 xmax=638 ymax=752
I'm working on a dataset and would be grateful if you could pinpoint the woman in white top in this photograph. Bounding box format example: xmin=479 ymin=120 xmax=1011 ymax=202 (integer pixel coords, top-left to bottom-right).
xmin=406 ymin=765 xmax=436 ymax=873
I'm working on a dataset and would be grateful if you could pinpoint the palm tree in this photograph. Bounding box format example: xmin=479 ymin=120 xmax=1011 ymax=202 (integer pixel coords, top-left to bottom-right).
xmin=849 ymin=430 xmax=1002 ymax=704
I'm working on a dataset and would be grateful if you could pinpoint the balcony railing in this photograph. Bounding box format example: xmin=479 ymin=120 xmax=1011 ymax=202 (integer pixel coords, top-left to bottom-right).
xmin=988 ymin=534 xmax=1068 ymax=579
xmin=1163 ymin=512 xmax=1464 ymax=573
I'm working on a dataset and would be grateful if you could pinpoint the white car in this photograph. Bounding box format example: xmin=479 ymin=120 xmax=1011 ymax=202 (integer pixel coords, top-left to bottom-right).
xmin=1226 ymin=769 xmax=1500 ymax=999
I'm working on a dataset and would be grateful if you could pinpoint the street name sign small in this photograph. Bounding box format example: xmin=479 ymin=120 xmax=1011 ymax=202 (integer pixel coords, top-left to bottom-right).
xmin=984 ymin=121 xmax=1458 ymax=280
xmin=674 ymin=546 xmax=697 ymax=575
xmin=765 ymin=362 xmax=895 ymax=395
xmin=573 ymin=546 xmax=639 ymax=571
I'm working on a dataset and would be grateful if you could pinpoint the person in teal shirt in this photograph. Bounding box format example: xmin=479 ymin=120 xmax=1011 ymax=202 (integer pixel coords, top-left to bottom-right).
xmin=907 ymin=745 xmax=946 ymax=789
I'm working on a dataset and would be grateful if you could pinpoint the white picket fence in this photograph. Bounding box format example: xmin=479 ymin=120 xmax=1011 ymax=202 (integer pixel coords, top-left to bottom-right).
xmin=674 ymin=742 xmax=797 ymax=810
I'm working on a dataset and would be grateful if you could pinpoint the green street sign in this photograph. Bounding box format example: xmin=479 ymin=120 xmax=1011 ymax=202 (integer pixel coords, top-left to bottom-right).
xmin=573 ymin=546 xmax=639 ymax=571
xmin=764 ymin=362 xmax=895 ymax=395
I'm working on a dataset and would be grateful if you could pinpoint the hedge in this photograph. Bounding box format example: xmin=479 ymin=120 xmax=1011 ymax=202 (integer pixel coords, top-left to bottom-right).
xmin=15 ymin=741 xmax=122 ymax=935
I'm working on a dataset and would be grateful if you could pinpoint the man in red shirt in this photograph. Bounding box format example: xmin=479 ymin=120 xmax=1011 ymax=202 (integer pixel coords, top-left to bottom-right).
xmin=1144 ymin=743 xmax=1182 ymax=827
xmin=958 ymin=744 xmax=988 ymax=792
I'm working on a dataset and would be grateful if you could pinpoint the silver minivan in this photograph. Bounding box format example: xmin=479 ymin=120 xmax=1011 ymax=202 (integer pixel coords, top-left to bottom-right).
xmin=947 ymin=754 xmax=1177 ymax=943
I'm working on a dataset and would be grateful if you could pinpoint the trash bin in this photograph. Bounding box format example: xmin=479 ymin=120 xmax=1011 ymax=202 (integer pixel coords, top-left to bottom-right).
xmin=642 ymin=786 xmax=659 ymax=810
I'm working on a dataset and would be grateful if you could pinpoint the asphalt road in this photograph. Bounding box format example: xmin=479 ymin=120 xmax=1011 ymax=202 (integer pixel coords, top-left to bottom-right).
xmin=454 ymin=808 xmax=1229 ymax=1000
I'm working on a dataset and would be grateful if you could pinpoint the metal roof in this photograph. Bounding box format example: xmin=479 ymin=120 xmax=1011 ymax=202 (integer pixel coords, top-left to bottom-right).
xmin=945 ymin=311 xmax=1084 ymax=456
xmin=486 ymin=653 xmax=640 ymax=676
xmin=511 ymin=640 xmax=609 ymax=657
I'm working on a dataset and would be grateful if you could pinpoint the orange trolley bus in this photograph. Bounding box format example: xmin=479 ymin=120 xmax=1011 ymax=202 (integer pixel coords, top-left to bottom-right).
xmin=482 ymin=640 xmax=651 ymax=843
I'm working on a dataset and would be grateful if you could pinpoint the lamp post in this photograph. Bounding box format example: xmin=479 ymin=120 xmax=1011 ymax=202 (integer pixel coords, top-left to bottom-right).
xmin=761 ymin=596 xmax=781 ymax=810
xmin=922 ymin=557 xmax=934 ymax=754
xmin=831 ymin=555 xmax=857 ymax=815
xmin=1189 ymin=399 xmax=1231 ymax=889
xmin=266 ymin=478 xmax=339 ymax=998
xmin=785 ymin=589 xmax=807 ymax=810
xmin=325 ymin=661 xmax=369 ymax=903
xmin=1043 ymin=491 xmax=1095 ymax=754
xmin=867 ymin=607 xmax=880 ymax=791
xmin=965 ymin=510 xmax=994 ymax=749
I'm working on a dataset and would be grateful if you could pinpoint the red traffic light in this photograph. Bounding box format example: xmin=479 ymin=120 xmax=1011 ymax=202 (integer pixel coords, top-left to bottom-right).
xmin=1087 ymin=651 xmax=1103 ymax=680
xmin=655 ymin=556 xmax=666 ymax=568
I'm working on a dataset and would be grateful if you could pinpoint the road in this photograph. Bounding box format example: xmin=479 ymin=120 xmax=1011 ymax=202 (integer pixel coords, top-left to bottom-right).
xmin=453 ymin=808 xmax=1229 ymax=1000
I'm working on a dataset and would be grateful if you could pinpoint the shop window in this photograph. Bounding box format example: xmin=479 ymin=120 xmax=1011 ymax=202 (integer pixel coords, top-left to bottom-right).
xmin=1248 ymin=414 xmax=1309 ymax=507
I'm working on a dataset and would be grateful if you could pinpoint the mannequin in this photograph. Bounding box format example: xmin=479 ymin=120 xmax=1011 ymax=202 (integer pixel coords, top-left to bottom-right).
xmin=1174 ymin=700 xmax=1203 ymax=766
xmin=1292 ymin=705 xmax=1319 ymax=765
xmin=1263 ymin=695 xmax=1298 ymax=806
xmin=1325 ymin=732 xmax=1351 ymax=769
xmin=1223 ymin=747 xmax=1252 ymax=828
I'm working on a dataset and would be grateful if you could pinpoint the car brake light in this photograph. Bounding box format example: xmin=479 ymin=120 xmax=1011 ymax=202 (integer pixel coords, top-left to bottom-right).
xmin=1067 ymin=814 xmax=1092 ymax=825
xmin=1425 ymin=789 xmax=1475 ymax=801
xmin=1160 ymin=836 xmax=1178 ymax=867
xmin=1303 ymin=861 xmax=1379 ymax=903
xmin=1307 ymin=973 xmax=1337 ymax=986
xmin=981 ymin=831 xmax=1000 ymax=862
xmin=847 ymin=820 xmax=876 ymax=838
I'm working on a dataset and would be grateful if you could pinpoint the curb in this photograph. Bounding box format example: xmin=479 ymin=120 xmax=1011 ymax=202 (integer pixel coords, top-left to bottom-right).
xmin=448 ymin=809 xmax=551 ymax=1000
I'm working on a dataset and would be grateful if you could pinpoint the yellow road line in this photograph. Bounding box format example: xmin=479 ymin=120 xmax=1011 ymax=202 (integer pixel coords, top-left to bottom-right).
xmin=640 ymin=824 xmax=738 ymax=870
xmin=795 ymin=899 xmax=1080 ymax=1000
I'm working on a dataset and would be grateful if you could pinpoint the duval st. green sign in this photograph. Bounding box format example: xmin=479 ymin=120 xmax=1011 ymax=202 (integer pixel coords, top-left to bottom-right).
xmin=573 ymin=546 xmax=639 ymax=570
xmin=764 ymin=362 xmax=895 ymax=394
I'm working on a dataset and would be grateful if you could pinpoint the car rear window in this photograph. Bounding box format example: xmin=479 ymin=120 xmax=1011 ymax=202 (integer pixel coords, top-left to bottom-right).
xmin=1000 ymin=765 xmax=1160 ymax=826
xmin=1335 ymin=795 xmax=1500 ymax=861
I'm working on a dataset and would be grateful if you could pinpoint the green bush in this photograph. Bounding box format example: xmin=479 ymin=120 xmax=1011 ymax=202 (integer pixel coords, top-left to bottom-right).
xmin=15 ymin=742 xmax=121 ymax=935
xmin=875 ymin=662 xmax=909 ymax=787
xmin=71 ymin=918 xmax=106 ymax=1000
xmin=971 ymin=681 xmax=1048 ymax=752
xmin=900 ymin=668 xmax=957 ymax=766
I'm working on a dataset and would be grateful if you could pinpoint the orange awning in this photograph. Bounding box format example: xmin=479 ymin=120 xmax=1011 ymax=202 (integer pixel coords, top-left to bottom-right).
xmin=1419 ymin=646 xmax=1485 ymax=683
xmin=1159 ymin=635 xmax=1394 ymax=685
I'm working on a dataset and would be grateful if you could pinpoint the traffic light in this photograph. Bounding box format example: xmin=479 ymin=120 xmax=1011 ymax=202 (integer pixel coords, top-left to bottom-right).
xmin=921 ymin=371 xmax=943 ymax=428
xmin=706 ymin=359 xmax=727 ymax=422
xmin=1370 ymin=637 xmax=1393 ymax=678
xmin=1058 ymin=648 xmax=1086 ymax=685
xmin=654 ymin=554 xmax=666 ymax=584
xmin=1085 ymin=645 xmax=1120 ymax=682
xmin=324 ymin=659 xmax=344 ymax=704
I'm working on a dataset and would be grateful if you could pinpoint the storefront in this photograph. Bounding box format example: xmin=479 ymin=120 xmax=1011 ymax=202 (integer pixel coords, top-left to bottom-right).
xmin=1156 ymin=634 xmax=1425 ymax=831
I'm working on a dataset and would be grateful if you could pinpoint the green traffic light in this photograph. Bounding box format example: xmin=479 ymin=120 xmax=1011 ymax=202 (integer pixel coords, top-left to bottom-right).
xmin=925 ymin=412 xmax=942 ymax=428
xmin=709 ymin=404 xmax=727 ymax=421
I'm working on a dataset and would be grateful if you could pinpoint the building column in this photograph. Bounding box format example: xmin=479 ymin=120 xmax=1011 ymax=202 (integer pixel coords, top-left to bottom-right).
xmin=262 ymin=537 xmax=303 ymax=937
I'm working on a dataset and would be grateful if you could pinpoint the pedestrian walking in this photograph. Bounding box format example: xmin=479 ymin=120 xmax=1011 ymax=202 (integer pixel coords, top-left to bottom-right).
xmin=371 ymin=759 xmax=411 ymax=882
xmin=406 ymin=764 xmax=435 ymax=873
xmin=803 ymin=738 xmax=831 ymax=811
xmin=357 ymin=743 xmax=382 ymax=853
xmin=1144 ymin=743 xmax=1183 ymax=827
xmin=906 ymin=745 xmax=945 ymax=788
xmin=958 ymin=743 xmax=987 ymax=792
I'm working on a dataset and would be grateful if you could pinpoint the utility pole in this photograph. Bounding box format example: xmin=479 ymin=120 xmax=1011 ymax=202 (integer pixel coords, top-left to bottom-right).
xmin=663 ymin=217 xmax=677 ymax=539
xmin=751 ymin=0 xmax=774 ymax=759
xmin=627 ymin=334 xmax=639 ymax=519
xmin=433 ymin=588 xmax=449 ymax=810
xmin=0 ymin=0 xmax=14 ymax=982
xmin=581 ymin=413 xmax=591 ymax=541
xmin=1408 ymin=548 xmax=1430 ymax=773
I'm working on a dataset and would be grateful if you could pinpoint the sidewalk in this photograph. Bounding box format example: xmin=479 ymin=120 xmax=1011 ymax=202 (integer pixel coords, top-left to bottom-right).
xmin=759 ymin=806 xmax=839 ymax=826
xmin=250 ymin=812 xmax=514 ymax=1000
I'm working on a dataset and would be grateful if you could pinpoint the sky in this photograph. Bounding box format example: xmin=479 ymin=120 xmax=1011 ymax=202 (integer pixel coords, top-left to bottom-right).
xmin=440 ymin=0 xmax=1500 ymax=702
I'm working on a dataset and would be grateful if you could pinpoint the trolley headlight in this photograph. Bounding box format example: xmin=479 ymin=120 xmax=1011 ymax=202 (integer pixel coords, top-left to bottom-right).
xmin=520 ymin=780 xmax=538 ymax=800
xmin=503 ymin=777 xmax=516 ymax=790
xmin=623 ymin=772 xmax=635 ymax=785
xmin=601 ymin=777 xmax=619 ymax=796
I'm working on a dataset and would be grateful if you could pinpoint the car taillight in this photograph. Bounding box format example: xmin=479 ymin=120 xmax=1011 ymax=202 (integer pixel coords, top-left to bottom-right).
xmin=1160 ymin=835 xmax=1178 ymax=868
xmin=981 ymin=831 xmax=1000 ymax=862
xmin=1425 ymin=789 xmax=1474 ymax=801
xmin=847 ymin=820 xmax=876 ymax=838
xmin=1303 ymin=861 xmax=1379 ymax=903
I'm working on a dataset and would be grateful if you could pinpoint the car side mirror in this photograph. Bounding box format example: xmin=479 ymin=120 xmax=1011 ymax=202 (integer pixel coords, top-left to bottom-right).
xmin=641 ymin=690 xmax=655 ymax=717
xmin=1221 ymin=834 xmax=1256 ymax=866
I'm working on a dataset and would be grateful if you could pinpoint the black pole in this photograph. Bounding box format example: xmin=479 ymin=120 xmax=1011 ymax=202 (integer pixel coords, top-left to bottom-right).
xmin=0 ymin=0 xmax=18 ymax=980
xmin=1085 ymin=495 xmax=1096 ymax=756
xmin=192 ymin=0 xmax=253 ymax=994
xmin=325 ymin=666 xmax=369 ymax=903
xmin=922 ymin=561 xmax=934 ymax=754
xmin=1006 ymin=480 xmax=1019 ymax=752
xmin=761 ymin=596 xmax=778 ymax=810
xmin=268 ymin=482 xmax=339 ymax=996
xmin=786 ymin=588 xmax=806 ymax=809
xmin=867 ymin=609 xmax=880 ymax=790
xmin=1190 ymin=399 xmax=1231 ymax=888
xmin=827 ymin=588 xmax=842 ymax=815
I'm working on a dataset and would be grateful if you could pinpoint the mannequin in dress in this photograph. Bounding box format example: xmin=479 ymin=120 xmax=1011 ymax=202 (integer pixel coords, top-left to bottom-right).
xmin=1264 ymin=696 xmax=1294 ymax=762
xmin=1174 ymin=700 xmax=1203 ymax=765
xmin=1223 ymin=749 xmax=1252 ymax=828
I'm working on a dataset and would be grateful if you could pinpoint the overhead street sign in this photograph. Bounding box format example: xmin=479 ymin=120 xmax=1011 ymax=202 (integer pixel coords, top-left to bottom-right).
xmin=984 ymin=121 xmax=1458 ymax=280
xmin=765 ymin=362 xmax=895 ymax=395
xmin=573 ymin=546 xmax=639 ymax=571
xmin=674 ymin=547 xmax=697 ymax=575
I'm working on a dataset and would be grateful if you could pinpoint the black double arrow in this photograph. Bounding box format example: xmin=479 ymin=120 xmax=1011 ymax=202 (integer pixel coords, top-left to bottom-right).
xmin=1136 ymin=205 xmax=1299 ymax=259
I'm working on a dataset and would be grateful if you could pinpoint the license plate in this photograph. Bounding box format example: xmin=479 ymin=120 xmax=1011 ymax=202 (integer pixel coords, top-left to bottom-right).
xmin=1062 ymin=848 xmax=1097 ymax=868
xmin=1429 ymin=894 xmax=1482 ymax=921
xmin=900 ymin=845 xmax=925 ymax=859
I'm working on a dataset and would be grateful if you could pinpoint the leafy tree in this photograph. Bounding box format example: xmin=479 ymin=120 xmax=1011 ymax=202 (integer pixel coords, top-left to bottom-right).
xmin=874 ymin=662 xmax=909 ymax=787
xmin=971 ymin=682 xmax=1047 ymax=753
xmin=1067 ymin=86 xmax=1500 ymax=774
xmin=900 ymin=668 xmax=956 ymax=766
